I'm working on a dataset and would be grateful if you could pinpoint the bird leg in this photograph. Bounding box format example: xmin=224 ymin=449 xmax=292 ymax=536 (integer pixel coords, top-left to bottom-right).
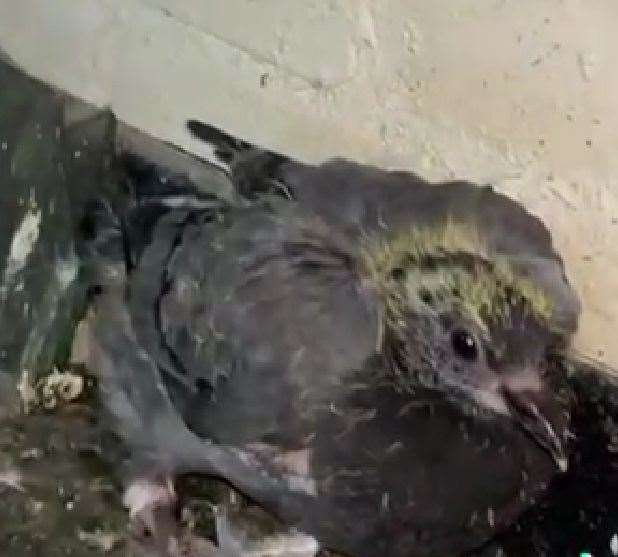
xmin=124 ymin=476 xmax=181 ymax=550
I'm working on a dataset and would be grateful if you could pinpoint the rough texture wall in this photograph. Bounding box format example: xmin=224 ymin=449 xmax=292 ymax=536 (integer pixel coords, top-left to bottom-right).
xmin=0 ymin=0 xmax=617 ymax=368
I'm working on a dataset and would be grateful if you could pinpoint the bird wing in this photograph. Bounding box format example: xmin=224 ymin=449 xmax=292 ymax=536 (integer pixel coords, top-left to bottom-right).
xmin=112 ymin=151 xmax=380 ymax=449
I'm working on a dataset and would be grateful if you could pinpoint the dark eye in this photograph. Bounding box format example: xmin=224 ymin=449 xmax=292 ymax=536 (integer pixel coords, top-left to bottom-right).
xmin=451 ymin=329 xmax=478 ymax=361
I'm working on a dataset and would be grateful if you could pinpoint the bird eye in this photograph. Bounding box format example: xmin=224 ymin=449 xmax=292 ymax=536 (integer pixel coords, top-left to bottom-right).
xmin=451 ymin=329 xmax=478 ymax=361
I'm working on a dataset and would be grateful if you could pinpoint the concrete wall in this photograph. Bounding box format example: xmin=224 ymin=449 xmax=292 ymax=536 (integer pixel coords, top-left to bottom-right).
xmin=1 ymin=0 xmax=617 ymax=368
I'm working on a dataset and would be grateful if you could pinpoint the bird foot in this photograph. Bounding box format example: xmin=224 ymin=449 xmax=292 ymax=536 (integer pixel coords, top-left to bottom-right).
xmin=122 ymin=474 xmax=319 ymax=556
xmin=123 ymin=476 xmax=222 ymax=556
xmin=123 ymin=476 xmax=185 ymax=554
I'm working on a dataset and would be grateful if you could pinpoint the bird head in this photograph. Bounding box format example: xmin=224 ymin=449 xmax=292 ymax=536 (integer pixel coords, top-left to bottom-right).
xmin=363 ymin=221 xmax=573 ymax=471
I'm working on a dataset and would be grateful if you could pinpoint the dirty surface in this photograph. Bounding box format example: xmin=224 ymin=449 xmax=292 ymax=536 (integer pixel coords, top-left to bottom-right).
xmin=0 ymin=59 xmax=214 ymax=556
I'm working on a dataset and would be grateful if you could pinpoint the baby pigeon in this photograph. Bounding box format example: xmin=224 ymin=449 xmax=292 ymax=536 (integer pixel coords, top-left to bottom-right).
xmin=1 ymin=56 xmax=614 ymax=556
xmin=81 ymin=120 xmax=582 ymax=557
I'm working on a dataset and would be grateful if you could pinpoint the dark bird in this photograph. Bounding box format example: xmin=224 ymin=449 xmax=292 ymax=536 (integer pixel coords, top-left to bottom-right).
xmin=79 ymin=118 xmax=585 ymax=557
xmin=1 ymin=57 xmax=616 ymax=557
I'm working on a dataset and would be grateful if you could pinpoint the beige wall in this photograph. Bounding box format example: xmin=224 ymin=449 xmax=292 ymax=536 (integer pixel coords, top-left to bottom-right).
xmin=1 ymin=0 xmax=617 ymax=368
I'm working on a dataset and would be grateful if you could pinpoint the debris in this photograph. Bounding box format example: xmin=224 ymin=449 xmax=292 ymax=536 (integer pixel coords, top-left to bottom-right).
xmin=487 ymin=507 xmax=495 ymax=528
xmin=2 ymin=208 xmax=42 ymax=289
xmin=0 ymin=467 xmax=24 ymax=492
xmin=577 ymin=52 xmax=596 ymax=82
xmin=123 ymin=478 xmax=176 ymax=518
xmin=17 ymin=369 xmax=38 ymax=414
xmin=78 ymin=528 xmax=123 ymax=553
xmin=18 ymin=367 xmax=87 ymax=413
xmin=20 ymin=447 xmax=43 ymax=460
xmin=39 ymin=368 xmax=85 ymax=409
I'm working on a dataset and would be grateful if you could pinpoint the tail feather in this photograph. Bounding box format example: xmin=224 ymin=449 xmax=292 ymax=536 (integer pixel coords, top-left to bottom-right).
xmin=186 ymin=119 xmax=290 ymax=199
xmin=186 ymin=119 xmax=254 ymax=163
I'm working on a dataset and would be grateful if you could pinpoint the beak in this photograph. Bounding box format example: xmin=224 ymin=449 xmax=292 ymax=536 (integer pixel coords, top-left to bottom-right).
xmin=502 ymin=387 xmax=568 ymax=472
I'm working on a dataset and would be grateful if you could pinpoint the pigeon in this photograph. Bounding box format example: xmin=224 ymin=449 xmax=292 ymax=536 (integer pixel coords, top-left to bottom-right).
xmin=1 ymin=56 xmax=615 ymax=557
xmin=78 ymin=118 xmax=583 ymax=557
xmin=480 ymin=353 xmax=618 ymax=557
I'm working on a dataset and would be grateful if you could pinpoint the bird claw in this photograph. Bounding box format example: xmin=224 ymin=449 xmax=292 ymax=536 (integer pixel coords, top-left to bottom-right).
xmin=124 ymin=477 xmax=226 ymax=556
xmin=124 ymin=477 xmax=179 ymax=544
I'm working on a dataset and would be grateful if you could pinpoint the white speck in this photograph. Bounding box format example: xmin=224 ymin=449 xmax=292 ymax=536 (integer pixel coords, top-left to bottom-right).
xmin=73 ymin=150 xmax=81 ymax=159
xmin=286 ymin=475 xmax=317 ymax=496
xmin=17 ymin=369 xmax=37 ymax=414
xmin=274 ymin=179 xmax=292 ymax=199
xmin=65 ymin=500 xmax=75 ymax=511
xmin=2 ymin=209 xmax=42 ymax=290
xmin=1 ymin=141 xmax=7 ymax=151
xmin=78 ymin=529 xmax=122 ymax=552
xmin=153 ymin=195 xmax=219 ymax=210
xmin=577 ymin=51 xmax=596 ymax=82
xmin=20 ymin=448 xmax=42 ymax=460
xmin=28 ymin=500 xmax=44 ymax=514
xmin=0 ymin=468 xmax=24 ymax=492
xmin=381 ymin=492 xmax=390 ymax=512
xmin=386 ymin=441 xmax=404 ymax=454
xmin=487 ymin=507 xmax=495 ymax=528
xmin=610 ymin=533 xmax=618 ymax=556
xmin=229 ymin=490 xmax=238 ymax=505
xmin=55 ymin=254 xmax=78 ymax=289
xmin=123 ymin=478 xmax=176 ymax=517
